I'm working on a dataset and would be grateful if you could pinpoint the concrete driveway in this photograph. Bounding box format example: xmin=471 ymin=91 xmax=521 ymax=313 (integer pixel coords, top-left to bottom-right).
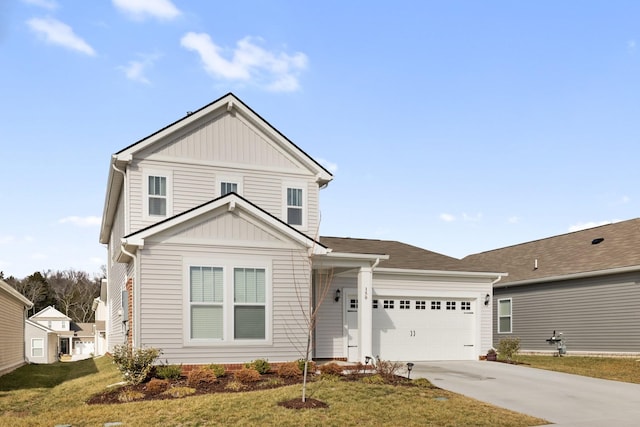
xmin=411 ymin=361 xmax=640 ymax=427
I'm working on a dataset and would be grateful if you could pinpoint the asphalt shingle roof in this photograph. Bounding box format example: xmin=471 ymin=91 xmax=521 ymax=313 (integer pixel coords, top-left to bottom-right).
xmin=319 ymin=236 xmax=494 ymax=272
xmin=462 ymin=218 xmax=640 ymax=284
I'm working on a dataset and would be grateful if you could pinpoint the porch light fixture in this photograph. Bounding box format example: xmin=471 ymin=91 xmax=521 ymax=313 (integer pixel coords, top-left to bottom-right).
xmin=406 ymin=362 xmax=414 ymax=379
xmin=364 ymin=356 xmax=372 ymax=373
xmin=334 ymin=289 xmax=341 ymax=302
xmin=484 ymin=293 xmax=490 ymax=306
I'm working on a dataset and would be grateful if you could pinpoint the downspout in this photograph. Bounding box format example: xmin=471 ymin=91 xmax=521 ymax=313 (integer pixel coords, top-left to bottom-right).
xmin=120 ymin=243 xmax=137 ymax=347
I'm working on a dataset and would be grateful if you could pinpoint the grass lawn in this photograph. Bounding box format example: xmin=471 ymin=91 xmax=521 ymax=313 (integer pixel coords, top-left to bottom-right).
xmin=515 ymin=354 xmax=640 ymax=383
xmin=0 ymin=356 xmax=547 ymax=427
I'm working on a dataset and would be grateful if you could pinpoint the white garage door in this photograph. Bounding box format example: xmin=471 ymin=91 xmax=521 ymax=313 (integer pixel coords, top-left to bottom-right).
xmin=369 ymin=297 xmax=476 ymax=361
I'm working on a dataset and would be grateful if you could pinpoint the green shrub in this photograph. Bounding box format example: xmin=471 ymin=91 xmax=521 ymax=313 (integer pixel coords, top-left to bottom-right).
xmin=207 ymin=363 xmax=226 ymax=377
xmin=319 ymin=362 xmax=344 ymax=376
xmin=276 ymin=361 xmax=302 ymax=378
xmin=297 ymin=358 xmax=316 ymax=374
xmin=112 ymin=345 xmax=161 ymax=385
xmin=497 ymin=337 xmax=521 ymax=362
xmin=156 ymin=363 xmax=182 ymax=380
xmin=235 ymin=366 xmax=261 ymax=383
xmin=146 ymin=378 xmax=169 ymax=394
xmin=186 ymin=366 xmax=218 ymax=387
xmin=245 ymin=359 xmax=271 ymax=374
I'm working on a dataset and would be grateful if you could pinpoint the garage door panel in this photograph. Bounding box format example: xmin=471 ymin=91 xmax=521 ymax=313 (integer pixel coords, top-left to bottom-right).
xmin=372 ymin=297 xmax=476 ymax=361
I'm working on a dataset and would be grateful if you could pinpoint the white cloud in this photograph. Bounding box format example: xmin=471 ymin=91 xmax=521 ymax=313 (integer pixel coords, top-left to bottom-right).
xmin=27 ymin=17 xmax=96 ymax=56
xmin=112 ymin=0 xmax=180 ymax=21
xmin=568 ymin=220 xmax=614 ymax=232
xmin=621 ymin=195 xmax=631 ymax=204
xmin=180 ymin=33 xmax=308 ymax=92
xmin=628 ymin=40 xmax=636 ymax=51
xmin=22 ymin=0 xmax=58 ymax=10
xmin=440 ymin=213 xmax=455 ymax=222
xmin=0 ymin=235 xmax=15 ymax=245
xmin=118 ymin=53 xmax=161 ymax=84
xmin=58 ymin=215 xmax=101 ymax=227
xmin=462 ymin=212 xmax=482 ymax=222
xmin=317 ymin=158 xmax=338 ymax=174
xmin=507 ymin=216 xmax=520 ymax=224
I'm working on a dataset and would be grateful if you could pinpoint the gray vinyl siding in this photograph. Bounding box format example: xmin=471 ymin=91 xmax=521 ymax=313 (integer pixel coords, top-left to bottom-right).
xmin=24 ymin=324 xmax=57 ymax=364
xmin=493 ymin=271 xmax=640 ymax=353
xmin=135 ymin=212 xmax=312 ymax=365
xmin=0 ymin=290 xmax=27 ymax=375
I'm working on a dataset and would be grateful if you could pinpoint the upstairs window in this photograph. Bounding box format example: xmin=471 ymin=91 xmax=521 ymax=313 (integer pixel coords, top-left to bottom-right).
xmin=144 ymin=170 xmax=172 ymax=220
xmin=286 ymin=187 xmax=303 ymax=226
xmin=148 ymin=176 xmax=167 ymax=216
xmin=221 ymin=182 xmax=238 ymax=196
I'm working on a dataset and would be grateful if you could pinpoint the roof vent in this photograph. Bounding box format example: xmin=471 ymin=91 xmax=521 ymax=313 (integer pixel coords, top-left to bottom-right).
xmin=592 ymin=238 xmax=604 ymax=245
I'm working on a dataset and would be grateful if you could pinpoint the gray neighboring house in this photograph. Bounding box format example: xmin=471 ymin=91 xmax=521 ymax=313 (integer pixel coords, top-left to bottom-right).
xmin=0 ymin=279 xmax=33 ymax=376
xmin=25 ymin=319 xmax=59 ymax=364
xmin=464 ymin=218 xmax=640 ymax=355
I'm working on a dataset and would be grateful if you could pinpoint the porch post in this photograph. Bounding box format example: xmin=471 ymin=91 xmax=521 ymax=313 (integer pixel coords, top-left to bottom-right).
xmin=357 ymin=266 xmax=373 ymax=362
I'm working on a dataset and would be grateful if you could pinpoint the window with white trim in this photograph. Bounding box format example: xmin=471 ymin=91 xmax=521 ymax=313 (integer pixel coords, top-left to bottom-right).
xmin=144 ymin=170 xmax=172 ymax=219
xmin=383 ymin=300 xmax=394 ymax=309
xmin=186 ymin=259 xmax=270 ymax=344
xmin=461 ymin=301 xmax=471 ymax=311
xmin=32 ymin=338 xmax=44 ymax=357
xmin=446 ymin=301 xmax=456 ymax=310
xmin=218 ymin=176 xmax=242 ymax=197
xmin=498 ymin=298 xmax=512 ymax=333
xmin=234 ymin=268 xmax=266 ymax=339
xmin=400 ymin=300 xmax=410 ymax=309
xmin=190 ymin=266 xmax=224 ymax=339
xmin=285 ymin=186 xmax=304 ymax=226
xmin=416 ymin=300 xmax=426 ymax=310
xmin=431 ymin=301 xmax=441 ymax=310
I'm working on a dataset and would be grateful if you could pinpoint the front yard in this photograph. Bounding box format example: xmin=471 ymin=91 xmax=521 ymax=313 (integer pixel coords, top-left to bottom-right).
xmin=0 ymin=356 xmax=547 ymax=427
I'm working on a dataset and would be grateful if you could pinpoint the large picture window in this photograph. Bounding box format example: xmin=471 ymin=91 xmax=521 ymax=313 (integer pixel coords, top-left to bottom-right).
xmin=190 ymin=266 xmax=224 ymax=339
xmin=498 ymin=298 xmax=512 ymax=333
xmin=234 ymin=268 xmax=266 ymax=339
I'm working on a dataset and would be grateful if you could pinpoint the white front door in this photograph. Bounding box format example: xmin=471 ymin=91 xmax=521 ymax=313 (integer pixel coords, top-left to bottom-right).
xmin=345 ymin=290 xmax=359 ymax=361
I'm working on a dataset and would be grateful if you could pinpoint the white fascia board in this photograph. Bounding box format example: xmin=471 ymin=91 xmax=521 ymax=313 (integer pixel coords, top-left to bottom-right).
xmin=99 ymin=155 xmax=130 ymax=244
xmin=374 ymin=267 xmax=507 ymax=280
xmin=313 ymin=252 xmax=390 ymax=269
xmin=495 ymin=265 xmax=640 ymax=288
xmin=121 ymin=194 xmax=327 ymax=254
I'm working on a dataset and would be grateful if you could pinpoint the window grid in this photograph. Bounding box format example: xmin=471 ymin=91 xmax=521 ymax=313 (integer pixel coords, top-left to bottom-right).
xmin=372 ymin=299 xmax=378 ymax=309
xmin=416 ymin=300 xmax=426 ymax=310
xmin=350 ymin=299 xmax=358 ymax=310
xmin=431 ymin=301 xmax=441 ymax=310
xmin=446 ymin=301 xmax=456 ymax=310
xmin=461 ymin=301 xmax=471 ymax=311
xmin=383 ymin=300 xmax=395 ymax=309
xmin=286 ymin=187 xmax=303 ymax=226
xmin=221 ymin=182 xmax=238 ymax=196
xmin=400 ymin=300 xmax=410 ymax=309
xmin=148 ymin=175 xmax=167 ymax=216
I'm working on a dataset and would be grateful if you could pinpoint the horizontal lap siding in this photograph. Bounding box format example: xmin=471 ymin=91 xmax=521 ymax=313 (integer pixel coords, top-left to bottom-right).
xmin=494 ymin=272 xmax=640 ymax=352
xmin=0 ymin=292 xmax=26 ymax=375
xmin=138 ymin=244 xmax=311 ymax=365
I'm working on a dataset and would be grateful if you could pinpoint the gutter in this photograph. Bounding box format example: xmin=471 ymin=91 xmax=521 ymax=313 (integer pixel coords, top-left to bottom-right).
xmin=495 ymin=264 xmax=640 ymax=288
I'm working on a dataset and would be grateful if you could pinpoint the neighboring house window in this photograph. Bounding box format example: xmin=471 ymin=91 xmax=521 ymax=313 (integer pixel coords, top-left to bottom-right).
xmin=61 ymin=320 xmax=67 ymax=329
xmin=32 ymin=338 xmax=44 ymax=357
xmin=144 ymin=170 xmax=172 ymax=220
xmin=498 ymin=298 xmax=512 ymax=333
xmin=234 ymin=268 xmax=266 ymax=340
xmin=190 ymin=266 xmax=224 ymax=339
xmin=285 ymin=186 xmax=304 ymax=226
xmin=47 ymin=321 xmax=52 ymax=328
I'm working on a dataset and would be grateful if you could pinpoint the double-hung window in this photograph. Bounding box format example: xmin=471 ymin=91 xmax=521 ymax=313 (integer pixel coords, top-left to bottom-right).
xmin=144 ymin=170 xmax=172 ymax=219
xmin=32 ymin=338 xmax=44 ymax=357
xmin=221 ymin=182 xmax=238 ymax=196
xmin=190 ymin=266 xmax=224 ymax=339
xmin=286 ymin=187 xmax=303 ymax=226
xmin=234 ymin=268 xmax=266 ymax=339
xmin=498 ymin=298 xmax=512 ymax=333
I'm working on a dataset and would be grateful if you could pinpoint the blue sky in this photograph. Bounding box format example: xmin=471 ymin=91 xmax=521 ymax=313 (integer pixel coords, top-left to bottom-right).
xmin=2 ymin=0 xmax=640 ymax=279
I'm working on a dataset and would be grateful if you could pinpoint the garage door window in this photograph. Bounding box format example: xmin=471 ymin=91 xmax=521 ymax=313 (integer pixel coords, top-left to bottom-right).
xmin=461 ymin=301 xmax=471 ymax=311
xmin=446 ymin=301 xmax=456 ymax=310
xmin=431 ymin=301 xmax=441 ymax=310
xmin=372 ymin=299 xmax=379 ymax=309
xmin=383 ymin=300 xmax=394 ymax=309
xmin=498 ymin=298 xmax=512 ymax=333
xmin=400 ymin=300 xmax=410 ymax=309
xmin=416 ymin=300 xmax=426 ymax=310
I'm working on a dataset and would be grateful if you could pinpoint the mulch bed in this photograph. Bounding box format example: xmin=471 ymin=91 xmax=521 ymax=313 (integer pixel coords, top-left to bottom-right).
xmin=86 ymin=371 xmax=418 ymax=408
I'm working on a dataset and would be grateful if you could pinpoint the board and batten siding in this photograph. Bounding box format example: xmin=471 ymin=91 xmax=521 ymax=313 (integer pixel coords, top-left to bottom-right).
xmin=0 ymin=288 xmax=28 ymax=376
xmin=493 ymin=271 xmax=640 ymax=353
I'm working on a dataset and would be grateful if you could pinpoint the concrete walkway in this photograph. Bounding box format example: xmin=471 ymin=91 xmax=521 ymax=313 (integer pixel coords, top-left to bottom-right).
xmin=411 ymin=360 xmax=640 ymax=427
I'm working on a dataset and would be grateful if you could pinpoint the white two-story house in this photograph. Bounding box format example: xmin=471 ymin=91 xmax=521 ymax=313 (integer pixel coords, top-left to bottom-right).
xmin=99 ymin=93 xmax=502 ymax=366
